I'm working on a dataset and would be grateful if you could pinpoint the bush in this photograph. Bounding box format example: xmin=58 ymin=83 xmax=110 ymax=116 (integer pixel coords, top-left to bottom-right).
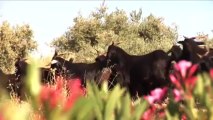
xmin=0 ymin=21 xmax=37 ymax=73
xmin=51 ymin=6 xmax=177 ymax=63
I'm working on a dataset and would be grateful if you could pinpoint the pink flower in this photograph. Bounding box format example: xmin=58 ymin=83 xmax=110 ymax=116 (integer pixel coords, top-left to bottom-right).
xmin=181 ymin=114 xmax=187 ymax=120
xmin=185 ymin=76 xmax=197 ymax=89
xmin=187 ymin=64 xmax=198 ymax=78
xmin=209 ymin=69 xmax=213 ymax=80
xmin=38 ymin=76 xmax=87 ymax=113
xmin=144 ymin=87 xmax=168 ymax=105
xmin=174 ymin=60 xmax=192 ymax=78
xmin=66 ymin=79 xmax=86 ymax=95
xmin=141 ymin=106 xmax=156 ymax=120
xmin=170 ymin=60 xmax=198 ymax=90
xmin=173 ymin=89 xmax=183 ymax=102
xmin=39 ymin=78 xmax=64 ymax=109
xmin=0 ymin=112 xmax=5 ymax=120
xmin=169 ymin=74 xmax=182 ymax=89
xmin=141 ymin=106 xmax=166 ymax=120
xmin=63 ymin=79 xmax=86 ymax=111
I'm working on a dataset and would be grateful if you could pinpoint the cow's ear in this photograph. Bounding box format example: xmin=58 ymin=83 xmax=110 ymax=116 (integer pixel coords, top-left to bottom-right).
xmin=95 ymin=56 xmax=104 ymax=62
xmin=96 ymin=55 xmax=107 ymax=63
xmin=95 ymin=57 xmax=100 ymax=62
xmin=69 ymin=58 xmax=74 ymax=63
xmin=183 ymin=36 xmax=188 ymax=39
xmin=190 ymin=37 xmax=196 ymax=40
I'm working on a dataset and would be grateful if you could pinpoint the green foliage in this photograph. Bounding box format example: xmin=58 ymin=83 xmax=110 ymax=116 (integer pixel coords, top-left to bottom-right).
xmin=130 ymin=9 xmax=142 ymax=23
xmin=193 ymin=73 xmax=213 ymax=120
xmin=0 ymin=21 xmax=37 ymax=73
xmin=1 ymin=58 xmax=213 ymax=120
xmin=205 ymin=37 xmax=213 ymax=48
xmin=104 ymin=9 xmax=128 ymax=35
xmin=68 ymin=82 xmax=148 ymax=120
xmin=52 ymin=5 xmax=177 ymax=62
xmin=165 ymin=70 xmax=213 ymax=120
xmin=14 ymin=62 xmax=148 ymax=120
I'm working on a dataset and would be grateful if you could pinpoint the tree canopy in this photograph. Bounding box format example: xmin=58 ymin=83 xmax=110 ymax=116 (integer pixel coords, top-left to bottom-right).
xmin=52 ymin=6 xmax=178 ymax=63
xmin=0 ymin=21 xmax=37 ymax=73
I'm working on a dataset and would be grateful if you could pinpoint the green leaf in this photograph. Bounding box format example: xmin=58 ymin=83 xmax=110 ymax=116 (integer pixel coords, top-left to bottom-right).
xmin=132 ymin=98 xmax=148 ymax=120
xmin=165 ymin=109 xmax=179 ymax=120
xmin=77 ymin=99 xmax=95 ymax=120
xmin=101 ymin=81 xmax=108 ymax=93
xmin=194 ymin=74 xmax=204 ymax=99
xmin=69 ymin=98 xmax=94 ymax=120
xmin=104 ymin=85 xmax=125 ymax=120
xmin=25 ymin=57 xmax=41 ymax=97
xmin=119 ymin=93 xmax=131 ymax=120
xmin=166 ymin=99 xmax=179 ymax=116
xmin=87 ymin=81 xmax=103 ymax=120
xmin=25 ymin=57 xmax=41 ymax=110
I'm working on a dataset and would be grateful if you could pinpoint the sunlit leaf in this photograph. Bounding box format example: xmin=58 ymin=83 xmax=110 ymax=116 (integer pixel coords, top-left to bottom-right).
xmin=104 ymin=85 xmax=124 ymax=120
xmin=26 ymin=57 xmax=41 ymax=97
xmin=132 ymin=99 xmax=148 ymax=120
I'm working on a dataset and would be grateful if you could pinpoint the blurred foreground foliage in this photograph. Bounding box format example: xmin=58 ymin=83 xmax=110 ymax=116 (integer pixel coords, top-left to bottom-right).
xmin=0 ymin=60 xmax=148 ymax=120
xmin=0 ymin=59 xmax=213 ymax=120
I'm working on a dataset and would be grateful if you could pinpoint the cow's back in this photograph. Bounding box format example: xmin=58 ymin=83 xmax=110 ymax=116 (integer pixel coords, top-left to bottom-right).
xmin=129 ymin=50 xmax=170 ymax=96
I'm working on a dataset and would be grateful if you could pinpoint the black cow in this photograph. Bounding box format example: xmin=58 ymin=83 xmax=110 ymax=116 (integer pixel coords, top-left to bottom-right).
xmin=106 ymin=43 xmax=171 ymax=97
xmin=168 ymin=36 xmax=209 ymax=63
xmin=0 ymin=69 xmax=23 ymax=97
xmin=15 ymin=58 xmax=55 ymax=84
xmin=178 ymin=37 xmax=207 ymax=63
xmin=50 ymin=54 xmax=110 ymax=87
xmin=168 ymin=37 xmax=213 ymax=72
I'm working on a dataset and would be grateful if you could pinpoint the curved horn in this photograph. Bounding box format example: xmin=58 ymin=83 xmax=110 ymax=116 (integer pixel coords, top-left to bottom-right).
xmin=111 ymin=41 xmax=114 ymax=45
xmin=53 ymin=49 xmax=58 ymax=58
xmin=190 ymin=36 xmax=196 ymax=40
xmin=183 ymin=35 xmax=188 ymax=39
xmin=183 ymin=36 xmax=196 ymax=40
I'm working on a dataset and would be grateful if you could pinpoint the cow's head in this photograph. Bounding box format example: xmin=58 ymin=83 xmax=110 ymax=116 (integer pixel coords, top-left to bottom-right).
xmin=14 ymin=58 xmax=28 ymax=76
xmin=168 ymin=44 xmax=183 ymax=62
xmin=95 ymin=54 xmax=108 ymax=69
xmin=51 ymin=57 xmax=69 ymax=76
xmin=106 ymin=43 xmax=126 ymax=67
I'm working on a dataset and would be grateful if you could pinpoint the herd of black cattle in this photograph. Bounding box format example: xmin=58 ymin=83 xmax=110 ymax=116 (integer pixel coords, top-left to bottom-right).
xmin=1 ymin=36 xmax=213 ymax=99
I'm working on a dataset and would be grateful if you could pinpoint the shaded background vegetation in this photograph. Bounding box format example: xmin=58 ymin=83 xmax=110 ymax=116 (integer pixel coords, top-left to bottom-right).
xmin=0 ymin=21 xmax=37 ymax=73
xmin=1 ymin=5 xmax=213 ymax=73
